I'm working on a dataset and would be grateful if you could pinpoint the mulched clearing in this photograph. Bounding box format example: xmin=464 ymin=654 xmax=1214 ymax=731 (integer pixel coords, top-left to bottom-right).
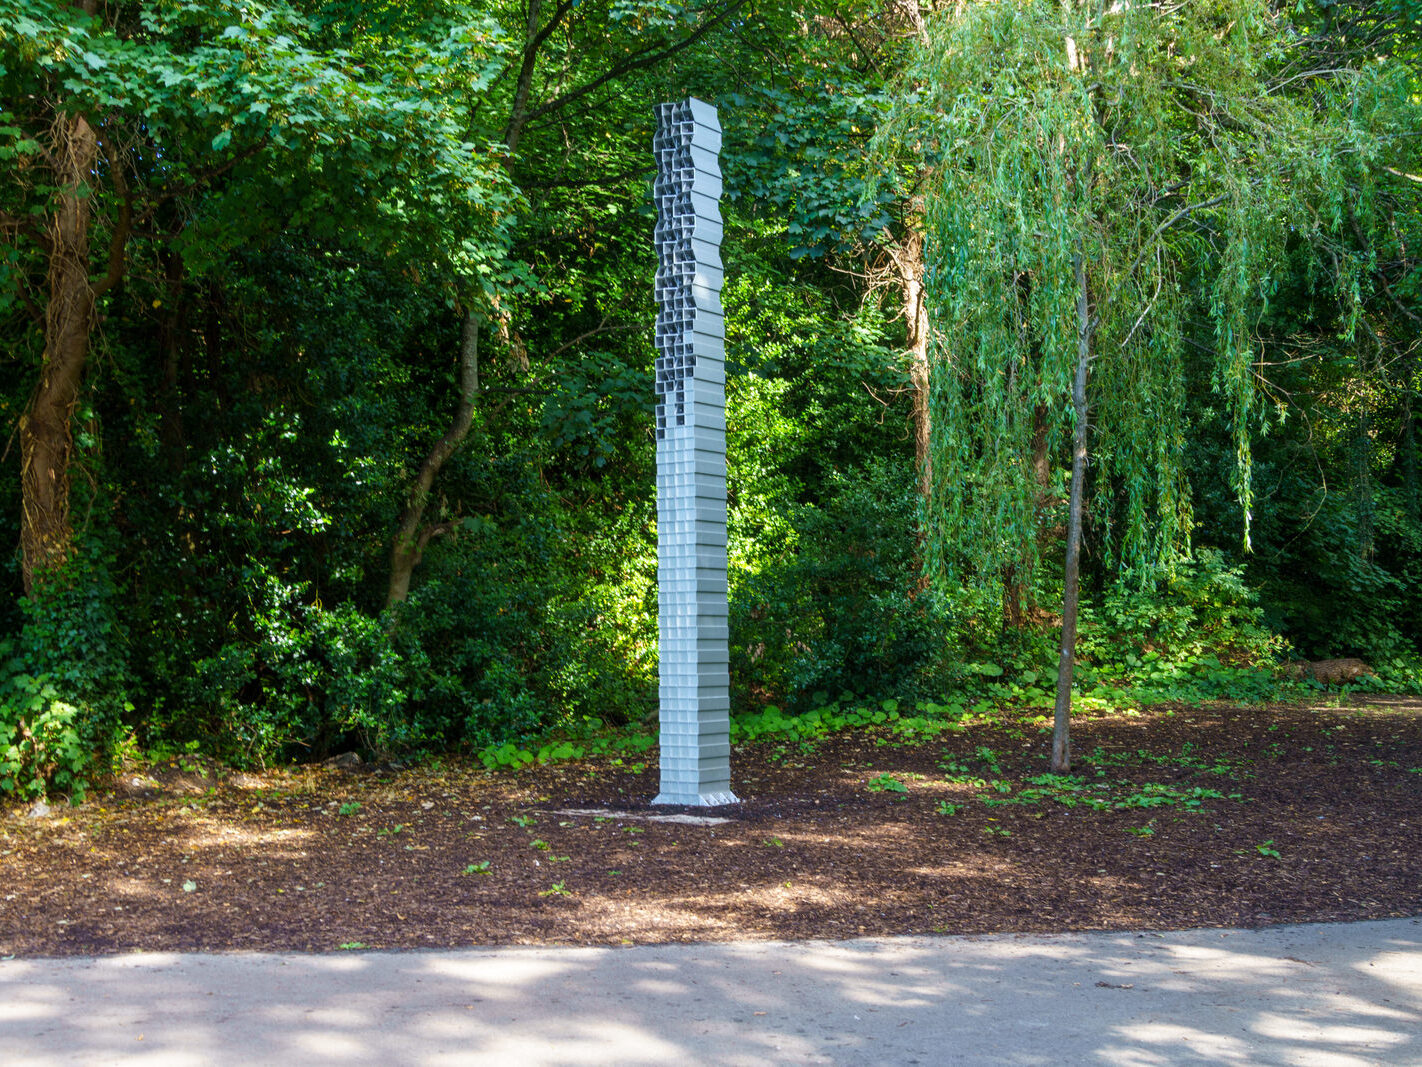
xmin=2 ymin=696 xmax=1420 ymax=957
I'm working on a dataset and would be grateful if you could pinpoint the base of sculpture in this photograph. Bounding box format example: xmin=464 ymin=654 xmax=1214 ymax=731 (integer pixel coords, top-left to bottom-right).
xmin=652 ymin=788 xmax=741 ymax=807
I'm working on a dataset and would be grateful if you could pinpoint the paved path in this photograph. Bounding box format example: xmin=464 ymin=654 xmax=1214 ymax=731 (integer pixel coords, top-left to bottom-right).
xmin=3 ymin=918 xmax=1419 ymax=1065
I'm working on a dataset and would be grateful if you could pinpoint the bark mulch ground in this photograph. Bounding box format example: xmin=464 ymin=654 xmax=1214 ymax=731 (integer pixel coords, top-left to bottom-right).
xmin=2 ymin=695 xmax=1419 ymax=957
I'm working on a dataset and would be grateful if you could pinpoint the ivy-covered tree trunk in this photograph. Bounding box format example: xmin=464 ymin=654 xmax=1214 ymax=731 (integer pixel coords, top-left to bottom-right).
xmin=21 ymin=108 xmax=99 ymax=593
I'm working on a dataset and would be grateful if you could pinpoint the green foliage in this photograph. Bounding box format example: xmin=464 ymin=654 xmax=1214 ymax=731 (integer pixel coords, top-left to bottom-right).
xmin=876 ymin=0 xmax=1406 ymax=593
xmin=1252 ymin=485 xmax=1422 ymax=662
xmin=0 ymin=0 xmax=1415 ymax=781
xmin=0 ymin=0 xmax=522 ymax=304
xmin=731 ymin=460 xmax=956 ymax=709
xmin=732 ymin=699 xmax=950 ymax=747
xmin=1071 ymin=550 xmax=1285 ymax=703
xmin=476 ymin=724 xmax=656 ymax=774
xmin=865 ymin=773 xmax=907 ymax=794
xmin=138 ymin=564 xmax=428 ymax=764
xmin=1362 ymin=657 xmax=1422 ymax=695
xmin=397 ymin=483 xmax=657 ymax=749
xmin=0 ymin=545 xmax=131 ymax=794
xmin=0 ymin=673 xmax=87 ymax=799
xmin=982 ymin=777 xmax=1236 ymax=812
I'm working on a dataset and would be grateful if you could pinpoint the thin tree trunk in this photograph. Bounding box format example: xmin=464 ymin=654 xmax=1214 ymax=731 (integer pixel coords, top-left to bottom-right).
xmin=891 ymin=4 xmax=931 ymax=504
xmin=385 ymin=0 xmax=561 ymax=610
xmin=1402 ymin=399 xmax=1418 ymax=522
xmin=895 ymin=226 xmax=932 ymax=502
xmin=1052 ymin=251 xmax=1092 ymax=774
xmin=386 ymin=313 xmax=480 ymax=610
xmin=20 ymin=109 xmax=100 ymax=593
xmin=501 ymin=0 xmax=548 ymax=154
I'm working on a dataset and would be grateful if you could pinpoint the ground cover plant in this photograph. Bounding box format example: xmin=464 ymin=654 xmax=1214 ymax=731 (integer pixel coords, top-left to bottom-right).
xmin=1 ymin=694 xmax=1418 ymax=957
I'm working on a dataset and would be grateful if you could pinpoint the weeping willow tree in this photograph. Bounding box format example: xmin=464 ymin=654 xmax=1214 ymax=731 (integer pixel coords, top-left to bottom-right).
xmin=874 ymin=0 xmax=1405 ymax=770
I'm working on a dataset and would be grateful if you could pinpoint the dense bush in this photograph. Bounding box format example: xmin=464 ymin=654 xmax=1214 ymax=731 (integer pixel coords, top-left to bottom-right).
xmin=731 ymin=460 xmax=957 ymax=708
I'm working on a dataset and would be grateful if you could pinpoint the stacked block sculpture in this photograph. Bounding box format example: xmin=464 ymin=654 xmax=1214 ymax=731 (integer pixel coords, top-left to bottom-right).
xmin=652 ymin=98 xmax=738 ymax=807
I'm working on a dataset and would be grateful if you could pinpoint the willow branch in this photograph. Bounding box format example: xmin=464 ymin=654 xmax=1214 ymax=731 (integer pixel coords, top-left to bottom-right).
xmin=1100 ymin=193 xmax=1228 ymax=331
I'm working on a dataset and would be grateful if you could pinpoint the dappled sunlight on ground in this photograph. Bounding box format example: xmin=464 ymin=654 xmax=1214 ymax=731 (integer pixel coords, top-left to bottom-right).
xmin=180 ymin=824 xmax=318 ymax=851
xmin=5 ymin=920 xmax=1417 ymax=1065
xmin=3 ymin=699 xmax=1419 ymax=955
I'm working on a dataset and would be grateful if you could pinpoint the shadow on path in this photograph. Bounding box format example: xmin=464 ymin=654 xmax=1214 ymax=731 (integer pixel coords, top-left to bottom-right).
xmin=3 ymin=918 xmax=1419 ymax=1065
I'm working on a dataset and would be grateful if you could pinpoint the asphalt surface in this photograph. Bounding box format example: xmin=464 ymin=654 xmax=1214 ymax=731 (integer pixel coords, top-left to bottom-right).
xmin=3 ymin=918 xmax=1419 ymax=1065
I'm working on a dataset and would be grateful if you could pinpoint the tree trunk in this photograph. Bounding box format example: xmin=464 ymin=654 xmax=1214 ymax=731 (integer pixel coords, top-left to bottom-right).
xmin=1402 ymin=400 xmax=1418 ymax=522
xmin=895 ymin=226 xmax=933 ymax=503
xmin=1051 ymin=251 xmax=1092 ymax=774
xmin=386 ymin=313 xmax=480 ymax=610
xmin=384 ymin=0 xmax=558 ymax=610
xmin=20 ymin=109 xmax=100 ymax=593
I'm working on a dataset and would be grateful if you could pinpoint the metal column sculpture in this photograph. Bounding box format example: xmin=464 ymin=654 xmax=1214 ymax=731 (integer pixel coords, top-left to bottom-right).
xmin=652 ymin=98 xmax=738 ymax=807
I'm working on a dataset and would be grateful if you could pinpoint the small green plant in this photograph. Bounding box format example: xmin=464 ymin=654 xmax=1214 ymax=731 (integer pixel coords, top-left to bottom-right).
xmin=936 ymin=801 xmax=962 ymax=815
xmin=508 ymin=815 xmax=536 ymax=828
xmin=376 ymin=824 xmax=405 ymax=836
xmin=765 ymin=835 xmax=785 ymax=848
xmin=462 ymin=861 xmax=491 ymax=875
xmin=0 ymin=674 xmax=89 ymax=800
xmin=479 ymin=742 xmax=537 ymax=771
xmin=530 ymin=839 xmax=551 ymax=850
xmin=538 ymin=881 xmax=572 ymax=897
xmin=337 ymin=801 xmax=361 ymax=816
xmin=338 ymin=942 xmax=367 ymax=950
xmin=866 ymin=773 xmax=908 ymax=794
xmin=983 ymin=825 xmax=1012 ymax=837
xmin=1256 ymin=840 xmax=1281 ymax=858
xmin=973 ymin=746 xmax=1002 ymax=774
xmin=1125 ymin=825 xmax=1155 ymax=837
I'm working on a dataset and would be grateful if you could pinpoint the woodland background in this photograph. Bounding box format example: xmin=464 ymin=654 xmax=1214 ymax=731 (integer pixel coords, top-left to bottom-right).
xmin=0 ymin=0 xmax=1419 ymax=795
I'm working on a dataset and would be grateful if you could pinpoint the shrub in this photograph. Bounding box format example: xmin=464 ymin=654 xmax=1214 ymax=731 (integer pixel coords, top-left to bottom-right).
xmin=0 ymin=673 xmax=88 ymax=799
xmin=731 ymin=461 xmax=957 ymax=709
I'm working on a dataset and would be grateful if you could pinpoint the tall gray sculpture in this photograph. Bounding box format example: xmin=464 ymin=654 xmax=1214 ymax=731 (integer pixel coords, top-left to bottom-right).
xmin=652 ymin=98 xmax=737 ymax=807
